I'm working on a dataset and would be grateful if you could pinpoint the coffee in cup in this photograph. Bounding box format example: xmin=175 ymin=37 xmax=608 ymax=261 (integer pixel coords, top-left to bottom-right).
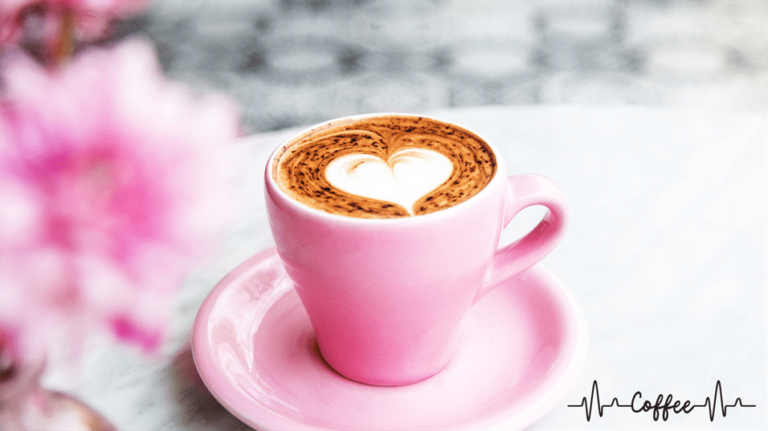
xmin=272 ymin=115 xmax=497 ymax=218
xmin=265 ymin=113 xmax=569 ymax=386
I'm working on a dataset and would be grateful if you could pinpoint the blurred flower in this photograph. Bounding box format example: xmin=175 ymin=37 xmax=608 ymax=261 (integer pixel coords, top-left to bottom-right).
xmin=0 ymin=38 xmax=240 ymax=355
xmin=1 ymin=0 xmax=148 ymax=65
xmin=0 ymin=325 xmax=45 ymax=404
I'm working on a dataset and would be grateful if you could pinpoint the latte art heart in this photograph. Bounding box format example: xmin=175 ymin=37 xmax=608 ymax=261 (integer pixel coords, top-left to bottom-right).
xmin=325 ymin=149 xmax=453 ymax=216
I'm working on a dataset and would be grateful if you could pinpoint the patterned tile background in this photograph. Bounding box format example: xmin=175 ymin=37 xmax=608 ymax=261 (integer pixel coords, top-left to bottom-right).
xmin=116 ymin=0 xmax=766 ymax=132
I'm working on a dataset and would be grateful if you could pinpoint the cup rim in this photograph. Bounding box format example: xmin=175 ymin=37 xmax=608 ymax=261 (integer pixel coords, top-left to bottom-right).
xmin=265 ymin=112 xmax=507 ymax=225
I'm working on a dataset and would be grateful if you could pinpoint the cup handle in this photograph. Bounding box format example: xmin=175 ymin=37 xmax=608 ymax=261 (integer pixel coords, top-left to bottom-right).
xmin=473 ymin=174 xmax=570 ymax=304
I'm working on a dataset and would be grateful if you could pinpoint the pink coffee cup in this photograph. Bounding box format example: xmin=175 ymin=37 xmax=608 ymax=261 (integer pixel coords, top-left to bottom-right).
xmin=265 ymin=113 xmax=569 ymax=386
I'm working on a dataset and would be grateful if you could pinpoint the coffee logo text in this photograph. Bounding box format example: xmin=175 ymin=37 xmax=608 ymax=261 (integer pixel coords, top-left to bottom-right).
xmin=568 ymin=380 xmax=755 ymax=422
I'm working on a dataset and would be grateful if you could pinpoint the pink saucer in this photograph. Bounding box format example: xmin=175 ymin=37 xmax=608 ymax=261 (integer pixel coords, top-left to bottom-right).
xmin=192 ymin=248 xmax=588 ymax=430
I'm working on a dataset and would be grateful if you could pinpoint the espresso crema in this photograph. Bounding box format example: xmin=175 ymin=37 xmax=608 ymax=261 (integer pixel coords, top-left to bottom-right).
xmin=272 ymin=115 xmax=497 ymax=218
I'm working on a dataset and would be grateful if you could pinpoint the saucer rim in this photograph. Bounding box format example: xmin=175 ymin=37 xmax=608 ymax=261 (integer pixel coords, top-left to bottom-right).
xmin=192 ymin=247 xmax=588 ymax=431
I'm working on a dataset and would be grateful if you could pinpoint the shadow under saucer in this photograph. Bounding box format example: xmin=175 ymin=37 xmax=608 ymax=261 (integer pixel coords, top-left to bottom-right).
xmin=168 ymin=344 xmax=251 ymax=431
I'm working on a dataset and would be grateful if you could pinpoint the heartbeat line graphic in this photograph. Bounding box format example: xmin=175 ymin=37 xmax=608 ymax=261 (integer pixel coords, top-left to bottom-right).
xmin=568 ymin=380 xmax=756 ymax=422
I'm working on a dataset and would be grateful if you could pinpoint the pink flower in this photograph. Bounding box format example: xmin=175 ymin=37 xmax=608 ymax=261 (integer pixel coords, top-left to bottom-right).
xmin=1 ymin=0 xmax=147 ymax=45
xmin=0 ymin=325 xmax=46 ymax=405
xmin=0 ymin=39 xmax=241 ymax=354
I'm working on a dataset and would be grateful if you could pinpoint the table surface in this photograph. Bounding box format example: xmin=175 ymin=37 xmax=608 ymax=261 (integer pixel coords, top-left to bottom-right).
xmin=44 ymin=106 xmax=766 ymax=430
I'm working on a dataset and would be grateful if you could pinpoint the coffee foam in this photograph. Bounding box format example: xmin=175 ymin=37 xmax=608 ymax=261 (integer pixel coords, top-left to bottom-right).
xmin=273 ymin=115 xmax=497 ymax=218
xmin=325 ymin=148 xmax=453 ymax=216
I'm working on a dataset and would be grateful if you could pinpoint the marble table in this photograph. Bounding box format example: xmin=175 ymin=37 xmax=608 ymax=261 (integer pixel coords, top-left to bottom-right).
xmin=43 ymin=106 xmax=766 ymax=430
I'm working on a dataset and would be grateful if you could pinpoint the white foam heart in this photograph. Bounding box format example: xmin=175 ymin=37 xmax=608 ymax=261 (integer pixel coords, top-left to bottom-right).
xmin=325 ymin=148 xmax=453 ymax=215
